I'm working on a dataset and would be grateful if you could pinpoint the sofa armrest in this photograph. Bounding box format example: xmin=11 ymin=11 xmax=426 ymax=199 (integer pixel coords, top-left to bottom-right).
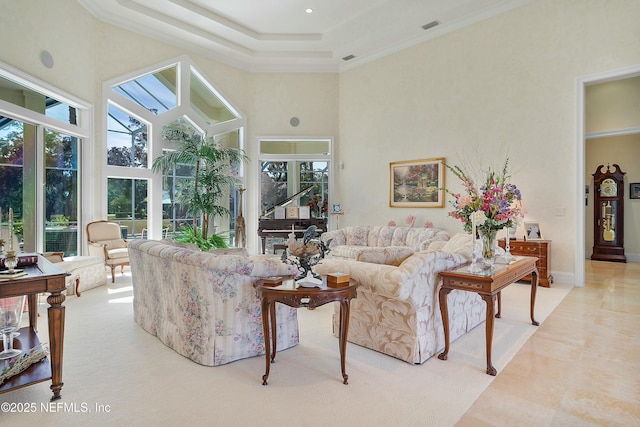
xmin=42 ymin=251 xmax=65 ymax=263
xmin=316 ymin=250 xmax=468 ymax=304
xmin=321 ymin=229 xmax=346 ymax=248
xmin=87 ymin=242 xmax=107 ymax=260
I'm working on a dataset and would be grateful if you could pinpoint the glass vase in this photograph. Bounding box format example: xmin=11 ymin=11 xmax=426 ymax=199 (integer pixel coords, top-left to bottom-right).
xmin=478 ymin=228 xmax=498 ymax=268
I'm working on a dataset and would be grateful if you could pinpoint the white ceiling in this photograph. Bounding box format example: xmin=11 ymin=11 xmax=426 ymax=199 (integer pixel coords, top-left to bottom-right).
xmin=77 ymin=0 xmax=531 ymax=72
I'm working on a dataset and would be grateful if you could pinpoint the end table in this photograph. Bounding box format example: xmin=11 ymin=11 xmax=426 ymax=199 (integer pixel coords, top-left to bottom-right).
xmin=256 ymin=277 xmax=358 ymax=385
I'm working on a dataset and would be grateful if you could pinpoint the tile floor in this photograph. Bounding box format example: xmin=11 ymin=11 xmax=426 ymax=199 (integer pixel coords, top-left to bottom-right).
xmin=458 ymin=260 xmax=640 ymax=427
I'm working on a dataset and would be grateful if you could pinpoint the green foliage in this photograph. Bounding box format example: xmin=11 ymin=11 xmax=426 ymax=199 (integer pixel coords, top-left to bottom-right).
xmin=174 ymin=225 xmax=229 ymax=251
xmin=152 ymin=128 xmax=248 ymax=239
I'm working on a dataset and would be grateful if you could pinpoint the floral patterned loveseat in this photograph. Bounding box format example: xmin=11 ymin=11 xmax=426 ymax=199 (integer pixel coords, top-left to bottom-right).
xmin=129 ymin=239 xmax=300 ymax=366
xmin=315 ymin=233 xmax=486 ymax=364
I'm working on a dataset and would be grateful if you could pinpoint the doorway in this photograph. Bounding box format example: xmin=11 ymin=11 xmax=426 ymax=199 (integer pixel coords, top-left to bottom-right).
xmin=577 ymin=65 xmax=640 ymax=286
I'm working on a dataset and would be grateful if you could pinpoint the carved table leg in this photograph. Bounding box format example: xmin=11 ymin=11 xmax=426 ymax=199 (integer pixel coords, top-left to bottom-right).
xmin=338 ymin=298 xmax=351 ymax=384
xmin=437 ymin=287 xmax=453 ymax=361
xmin=496 ymin=291 xmax=502 ymax=318
xmin=261 ymin=299 xmax=272 ymax=385
xmin=270 ymin=302 xmax=277 ymax=362
xmin=530 ymin=270 xmax=540 ymax=326
xmin=481 ymin=293 xmax=497 ymax=376
xmin=47 ymin=290 xmax=66 ymax=400
xmin=27 ymin=294 xmax=38 ymax=332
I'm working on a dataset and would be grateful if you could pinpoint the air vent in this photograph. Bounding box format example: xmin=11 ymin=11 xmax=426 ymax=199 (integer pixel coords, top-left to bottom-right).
xmin=342 ymin=54 xmax=356 ymax=61
xmin=421 ymin=21 xmax=439 ymax=31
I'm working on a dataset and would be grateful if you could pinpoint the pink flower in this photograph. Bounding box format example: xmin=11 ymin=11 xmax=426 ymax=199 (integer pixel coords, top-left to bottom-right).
xmin=388 ymin=220 xmax=396 ymax=226
xmin=457 ymin=194 xmax=472 ymax=208
xmin=405 ymin=214 xmax=416 ymax=227
xmin=423 ymin=220 xmax=433 ymax=228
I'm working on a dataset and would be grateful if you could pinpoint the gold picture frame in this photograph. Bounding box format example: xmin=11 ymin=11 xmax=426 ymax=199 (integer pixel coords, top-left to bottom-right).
xmin=390 ymin=158 xmax=445 ymax=208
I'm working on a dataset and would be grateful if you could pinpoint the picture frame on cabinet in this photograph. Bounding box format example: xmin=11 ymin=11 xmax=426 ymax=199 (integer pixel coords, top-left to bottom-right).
xmin=524 ymin=221 xmax=543 ymax=240
xmin=630 ymin=183 xmax=640 ymax=199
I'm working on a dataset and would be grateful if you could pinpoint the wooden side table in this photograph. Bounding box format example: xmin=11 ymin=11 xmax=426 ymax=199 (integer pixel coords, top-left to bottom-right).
xmin=0 ymin=255 xmax=67 ymax=400
xmin=499 ymin=238 xmax=552 ymax=287
xmin=256 ymin=278 xmax=358 ymax=385
xmin=438 ymin=256 xmax=539 ymax=376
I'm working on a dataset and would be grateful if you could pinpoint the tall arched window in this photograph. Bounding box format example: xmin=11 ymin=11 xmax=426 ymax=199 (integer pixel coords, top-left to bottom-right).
xmin=105 ymin=56 xmax=245 ymax=241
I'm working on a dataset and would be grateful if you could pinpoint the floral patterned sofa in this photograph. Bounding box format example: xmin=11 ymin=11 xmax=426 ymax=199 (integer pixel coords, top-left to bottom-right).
xmin=315 ymin=232 xmax=486 ymax=364
xmin=128 ymin=239 xmax=300 ymax=366
xmin=320 ymin=225 xmax=451 ymax=266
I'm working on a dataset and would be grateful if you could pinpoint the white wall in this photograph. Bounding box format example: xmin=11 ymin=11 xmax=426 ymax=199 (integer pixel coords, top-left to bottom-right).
xmin=337 ymin=0 xmax=640 ymax=284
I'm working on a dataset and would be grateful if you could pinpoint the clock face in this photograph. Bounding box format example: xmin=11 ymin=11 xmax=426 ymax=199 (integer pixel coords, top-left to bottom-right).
xmin=601 ymin=178 xmax=617 ymax=197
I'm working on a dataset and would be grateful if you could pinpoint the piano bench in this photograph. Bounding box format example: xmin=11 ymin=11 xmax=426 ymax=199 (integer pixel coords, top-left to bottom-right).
xmin=273 ymin=244 xmax=287 ymax=254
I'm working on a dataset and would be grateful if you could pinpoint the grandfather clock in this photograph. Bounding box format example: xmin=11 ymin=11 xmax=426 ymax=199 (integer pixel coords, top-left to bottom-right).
xmin=591 ymin=164 xmax=626 ymax=262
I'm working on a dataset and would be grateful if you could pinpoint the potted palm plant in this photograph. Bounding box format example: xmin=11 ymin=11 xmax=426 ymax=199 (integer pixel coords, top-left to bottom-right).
xmin=152 ymin=128 xmax=248 ymax=250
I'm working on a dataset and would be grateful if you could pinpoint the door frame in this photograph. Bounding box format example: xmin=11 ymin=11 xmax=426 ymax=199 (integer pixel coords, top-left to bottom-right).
xmin=576 ymin=64 xmax=640 ymax=286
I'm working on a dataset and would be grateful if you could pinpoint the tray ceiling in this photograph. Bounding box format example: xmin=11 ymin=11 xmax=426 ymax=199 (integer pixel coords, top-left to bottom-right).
xmin=78 ymin=0 xmax=531 ymax=72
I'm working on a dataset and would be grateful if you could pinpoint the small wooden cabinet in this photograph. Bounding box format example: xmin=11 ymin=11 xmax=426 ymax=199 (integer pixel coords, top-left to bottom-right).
xmin=498 ymin=239 xmax=552 ymax=287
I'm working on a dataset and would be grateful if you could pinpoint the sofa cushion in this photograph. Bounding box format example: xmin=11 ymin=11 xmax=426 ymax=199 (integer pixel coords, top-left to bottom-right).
xmin=345 ymin=226 xmax=369 ymax=246
xmin=427 ymin=233 xmax=473 ymax=261
xmin=356 ymin=246 xmax=415 ymax=266
xmin=209 ymin=248 xmax=249 ymax=257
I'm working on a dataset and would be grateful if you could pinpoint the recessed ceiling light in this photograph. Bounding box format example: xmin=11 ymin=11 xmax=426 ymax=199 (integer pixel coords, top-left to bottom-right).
xmin=305 ymin=8 xmax=313 ymax=14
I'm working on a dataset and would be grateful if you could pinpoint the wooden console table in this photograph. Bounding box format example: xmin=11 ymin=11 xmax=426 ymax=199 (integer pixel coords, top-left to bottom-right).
xmin=438 ymin=256 xmax=539 ymax=376
xmin=498 ymin=238 xmax=552 ymax=287
xmin=0 ymin=255 xmax=67 ymax=400
xmin=256 ymin=278 xmax=358 ymax=385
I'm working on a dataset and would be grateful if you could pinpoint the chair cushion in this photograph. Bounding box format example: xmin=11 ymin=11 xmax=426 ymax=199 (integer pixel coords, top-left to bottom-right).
xmin=88 ymin=222 xmax=122 ymax=241
xmin=107 ymin=247 xmax=129 ymax=260
xmin=102 ymin=239 xmax=127 ymax=250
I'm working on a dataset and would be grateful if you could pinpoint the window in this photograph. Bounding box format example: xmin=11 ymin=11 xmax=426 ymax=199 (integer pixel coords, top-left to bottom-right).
xmin=105 ymin=57 xmax=245 ymax=242
xmin=0 ymin=65 xmax=89 ymax=255
xmin=259 ymin=138 xmax=333 ymax=218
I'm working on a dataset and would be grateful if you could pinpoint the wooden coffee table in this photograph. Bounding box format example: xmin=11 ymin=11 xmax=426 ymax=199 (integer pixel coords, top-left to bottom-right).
xmin=256 ymin=278 xmax=358 ymax=385
xmin=438 ymin=256 xmax=539 ymax=376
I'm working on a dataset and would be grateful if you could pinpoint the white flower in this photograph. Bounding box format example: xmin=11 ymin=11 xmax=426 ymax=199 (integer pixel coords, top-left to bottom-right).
xmin=471 ymin=210 xmax=487 ymax=226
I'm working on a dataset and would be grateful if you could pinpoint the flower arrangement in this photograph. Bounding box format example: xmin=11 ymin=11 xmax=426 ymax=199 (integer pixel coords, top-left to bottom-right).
xmin=445 ymin=158 xmax=522 ymax=233
xmin=306 ymin=194 xmax=328 ymax=217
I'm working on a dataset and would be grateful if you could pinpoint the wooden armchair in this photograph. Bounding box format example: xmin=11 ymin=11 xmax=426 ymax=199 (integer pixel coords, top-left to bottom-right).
xmin=86 ymin=220 xmax=129 ymax=283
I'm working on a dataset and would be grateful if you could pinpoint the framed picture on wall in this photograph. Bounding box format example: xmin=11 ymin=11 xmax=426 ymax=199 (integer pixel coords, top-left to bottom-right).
xmin=524 ymin=221 xmax=544 ymax=240
xmin=630 ymin=183 xmax=640 ymax=199
xmin=390 ymin=157 xmax=445 ymax=208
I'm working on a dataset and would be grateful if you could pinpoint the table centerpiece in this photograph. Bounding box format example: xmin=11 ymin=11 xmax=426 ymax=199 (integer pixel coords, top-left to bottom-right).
xmin=445 ymin=157 xmax=523 ymax=269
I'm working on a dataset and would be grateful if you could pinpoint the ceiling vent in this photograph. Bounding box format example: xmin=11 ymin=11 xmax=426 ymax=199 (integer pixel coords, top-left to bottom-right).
xmin=421 ymin=21 xmax=440 ymax=31
xmin=342 ymin=54 xmax=356 ymax=61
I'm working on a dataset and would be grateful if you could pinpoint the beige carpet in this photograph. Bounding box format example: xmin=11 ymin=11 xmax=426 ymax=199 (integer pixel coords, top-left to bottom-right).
xmin=3 ymin=272 xmax=571 ymax=426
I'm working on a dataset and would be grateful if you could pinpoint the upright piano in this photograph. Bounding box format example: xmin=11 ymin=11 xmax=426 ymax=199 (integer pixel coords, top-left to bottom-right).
xmin=258 ymin=186 xmax=328 ymax=254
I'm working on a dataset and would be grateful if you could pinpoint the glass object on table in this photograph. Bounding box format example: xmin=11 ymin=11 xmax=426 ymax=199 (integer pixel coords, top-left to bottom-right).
xmin=0 ymin=295 xmax=26 ymax=359
xmin=4 ymin=250 xmax=18 ymax=273
xmin=478 ymin=228 xmax=498 ymax=268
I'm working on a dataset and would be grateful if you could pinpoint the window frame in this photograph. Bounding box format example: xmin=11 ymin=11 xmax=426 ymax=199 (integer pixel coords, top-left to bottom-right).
xmin=103 ymin=56 xmax=246 ymax=241
xmin=0 ymin=61 xmax=91 ymax=254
